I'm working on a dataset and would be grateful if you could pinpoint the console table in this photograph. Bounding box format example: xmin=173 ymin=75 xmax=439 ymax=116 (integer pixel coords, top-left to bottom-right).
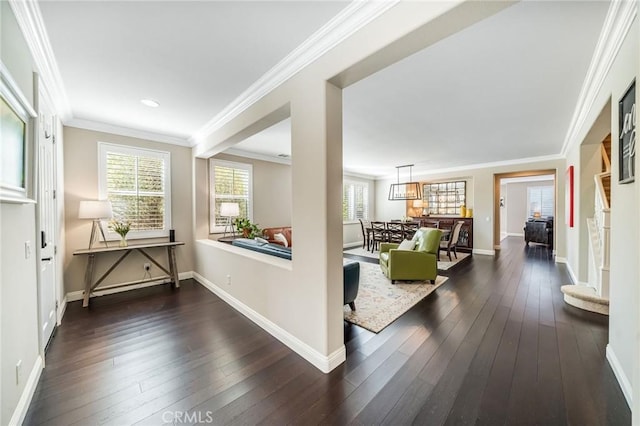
xmin=73 ymin=241 xmax=184 ymax=307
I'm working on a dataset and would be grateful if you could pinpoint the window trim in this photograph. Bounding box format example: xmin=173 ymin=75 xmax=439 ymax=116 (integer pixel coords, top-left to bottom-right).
xmin=343 ymin=179 xmax=370 ymax=224
xmin=527 ymin=185 xmax=554 ymax=218
xmin=209 ymin=159 xmax=253 ymax=234
xmin=98 ymin=142 xmax=172 ymax=240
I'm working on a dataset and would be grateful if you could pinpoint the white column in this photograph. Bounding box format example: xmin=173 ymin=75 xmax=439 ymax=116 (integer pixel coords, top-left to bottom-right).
xmin=290 ymin=80 xmax=344 ymax=363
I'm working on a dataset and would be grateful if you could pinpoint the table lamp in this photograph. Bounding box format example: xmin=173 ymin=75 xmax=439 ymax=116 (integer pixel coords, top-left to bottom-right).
xmin=220 ymin=202 xmax=240 ymax=238
xmin=412 ymin=199 xmax=424 ymax=217
xmin=78 ymin=200 xmax=113 ymax=249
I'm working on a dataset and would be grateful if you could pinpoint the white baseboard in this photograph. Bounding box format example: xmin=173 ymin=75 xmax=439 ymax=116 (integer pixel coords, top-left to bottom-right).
xmin=606 ymin=344 xmax=632 ymax=408
xmin=473 ymin=248 xmax=495 ymax=256
xmin=57 ymin=294 xmax=68 ymax=325
xmin=66 ymin=271 xmax=194 ymax=302
xmin=192 ymin=271 xmax=345 ymax=373
xmin=562 ymin=260 xmax=579 ymax=285
xmin=507 ymin=232 xmax=524 ymax=237
xmin=8 ymin=355 xmax=43 ymax=426
xmin=343 ymin=241 xmax=362 ymax=249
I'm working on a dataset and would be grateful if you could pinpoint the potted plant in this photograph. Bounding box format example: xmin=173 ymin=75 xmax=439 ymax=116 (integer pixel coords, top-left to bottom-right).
xmin=111 ymin=220 xmax=131 ymax=247
xmin=233 ymin=217 xmax=262 ymax=238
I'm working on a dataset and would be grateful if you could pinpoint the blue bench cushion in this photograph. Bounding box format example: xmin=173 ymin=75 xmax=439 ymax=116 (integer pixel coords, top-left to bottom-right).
xmin=231 ymin=238 xmax=292 ymax=260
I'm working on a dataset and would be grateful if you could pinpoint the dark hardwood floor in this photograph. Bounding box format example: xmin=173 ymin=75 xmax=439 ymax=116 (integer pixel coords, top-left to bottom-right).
xmin=24 ymin=237 xmax=630 ymax=425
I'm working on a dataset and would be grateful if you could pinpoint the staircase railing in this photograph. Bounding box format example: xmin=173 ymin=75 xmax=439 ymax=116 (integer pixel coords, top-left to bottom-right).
xmin=591 ymin=171 xmax=610 ymax=298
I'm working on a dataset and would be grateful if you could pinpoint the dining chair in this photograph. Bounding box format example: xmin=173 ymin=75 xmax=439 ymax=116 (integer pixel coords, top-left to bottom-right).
xmin=370 ymin=221 xmax=387 ymax=252
xmin=358 ymin=219 xmax=372 ymax=250
xmin=402 ymin=222 xmax=419 ymax=240
xmin=439 ymin=220 xmax=465 ymax=261
xmin=386 ymin=222 xmax=404 ymax=243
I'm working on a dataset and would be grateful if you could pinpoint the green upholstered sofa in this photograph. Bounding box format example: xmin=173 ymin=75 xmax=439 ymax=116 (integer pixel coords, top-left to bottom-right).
xmin=379 ymin=227 xmax=442 ymax=284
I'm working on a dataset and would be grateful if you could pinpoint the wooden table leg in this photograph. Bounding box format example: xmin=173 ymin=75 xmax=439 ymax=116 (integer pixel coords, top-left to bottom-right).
xmin=82 ymin=254 xmax=95 ymax=307
xmin=168 ymin=246 xmax=180 ymax=288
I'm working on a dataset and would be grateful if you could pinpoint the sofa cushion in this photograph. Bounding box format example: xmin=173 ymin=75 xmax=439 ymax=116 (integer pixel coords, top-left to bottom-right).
xmin=263 ymin=227 xmax=292 ymax=247
xmin=398 ymin=239 xmax=416 ymax=251
xmin=273 ymin=232 xmax=289 ymax=247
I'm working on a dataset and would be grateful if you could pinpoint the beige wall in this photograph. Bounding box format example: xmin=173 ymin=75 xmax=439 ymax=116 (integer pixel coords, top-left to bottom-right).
xmin=63 ymin=127 xmax=194 ymax=294
xmin=210 ymin=154 xmax=373 ymax=247
xmin=505 ymin=180 xmax=555 ymax=235
xmin=190 ymin=2 xmax=515 ymax=369
xmin=565 ymin=18 xmax=638 ymax=408
xmin=376 ymin=164 xmax=564 ymax=257
xmin=212 ymin=153 xmax=293 ymax=231
xmin=0 ymin=3 xmax=41 ymax=423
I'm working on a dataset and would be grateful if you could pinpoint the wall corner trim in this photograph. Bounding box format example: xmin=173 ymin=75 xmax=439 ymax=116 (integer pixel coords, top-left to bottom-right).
xmin=8 ymin=355 xmax=43 ymax=426
xmin=192 ymin=271 xmax=346 ymax=373
xmin=606 ymin=344 xmax=633 ymax=408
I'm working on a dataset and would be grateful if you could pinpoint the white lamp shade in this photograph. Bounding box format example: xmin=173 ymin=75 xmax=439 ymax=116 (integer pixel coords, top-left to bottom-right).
xmin=78 ymin=200 xmax=113 ymax=219
xmin=220 ymin=202 xmax=240 ymax=217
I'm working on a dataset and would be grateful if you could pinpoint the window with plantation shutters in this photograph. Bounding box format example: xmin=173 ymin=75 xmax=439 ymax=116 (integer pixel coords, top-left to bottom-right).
xmin=343 ymin=181 xmax=369 ymax=222
xmin=209 ymin=159 xmax=253 ymax=233
xmin=98 ymin=143 xmax=171 ymax=239
xmin=527 ymin=185 xmax=554 ymax=218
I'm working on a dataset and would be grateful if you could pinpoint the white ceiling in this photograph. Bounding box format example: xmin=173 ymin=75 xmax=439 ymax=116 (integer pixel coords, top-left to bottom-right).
xmin=37 ymin=1 xmax=610 ymax=177
xmin=38 ymin=1 xmax=349 ymax=140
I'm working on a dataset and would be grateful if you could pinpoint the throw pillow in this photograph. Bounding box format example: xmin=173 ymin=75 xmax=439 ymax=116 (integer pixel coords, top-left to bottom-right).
xmin=273 ymin=232 xmax=289 ymax=247
xmin=254 ymin=237 xmax=269 ymax=245
xmin=397 ymin=239 xmax=416 ymax=251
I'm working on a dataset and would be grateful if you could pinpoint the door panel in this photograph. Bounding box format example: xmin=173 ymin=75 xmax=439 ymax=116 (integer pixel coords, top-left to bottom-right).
xmin=38 ymin=96 xmax=57 ymax=351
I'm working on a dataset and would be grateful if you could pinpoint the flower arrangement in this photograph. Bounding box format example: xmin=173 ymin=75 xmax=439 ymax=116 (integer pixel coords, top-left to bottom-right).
xmin=111 ymin=220 xmax=131 ymax=246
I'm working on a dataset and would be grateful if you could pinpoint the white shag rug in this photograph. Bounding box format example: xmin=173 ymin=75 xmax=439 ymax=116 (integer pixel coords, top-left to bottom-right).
xmin=343 ymin=261 xmax=448 ymax=333
xmin=344 ymin=246 xmax=470 ymax=270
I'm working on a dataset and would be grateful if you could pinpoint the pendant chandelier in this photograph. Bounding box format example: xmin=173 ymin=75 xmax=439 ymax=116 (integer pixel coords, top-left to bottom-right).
xmin=388 ymin=164 xmax=422 ymax=201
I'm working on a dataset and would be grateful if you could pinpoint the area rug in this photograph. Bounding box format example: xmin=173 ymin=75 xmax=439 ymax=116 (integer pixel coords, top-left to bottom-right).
xmin=343 ymin=246 xmax=470 ymax=271
xmin=343 ymin=261 xmax=448 ymax=333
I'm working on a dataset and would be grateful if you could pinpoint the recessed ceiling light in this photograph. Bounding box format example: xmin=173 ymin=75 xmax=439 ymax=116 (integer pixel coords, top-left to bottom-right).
xmin=141 ymin=99 xmax=160 ymax=108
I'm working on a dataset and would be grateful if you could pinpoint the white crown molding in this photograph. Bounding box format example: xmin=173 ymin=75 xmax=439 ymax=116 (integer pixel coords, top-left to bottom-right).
xmin=67 ymin=118 xmax=191 ymax=146
xmin=9 ymin=0 xmax=72 ymax=121
xmin=223 ymin=148 xmax=292 ymax=165
xmin=189 ymin=0 xmax=400 ymax=146
xmin=343 ymin=170 xmax=378 ymax=181
xmin=376 ymin=153 xmax=565 ymax=181
xmin=561 ymin=0 xmax=638 ymax=157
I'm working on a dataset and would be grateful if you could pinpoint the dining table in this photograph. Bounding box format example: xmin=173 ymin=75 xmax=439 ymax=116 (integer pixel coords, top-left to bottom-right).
xmin=365 ymin=222 xmax=450 ymax=252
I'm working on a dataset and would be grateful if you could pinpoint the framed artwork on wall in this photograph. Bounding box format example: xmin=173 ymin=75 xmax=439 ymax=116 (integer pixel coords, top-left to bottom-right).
xmin=566 ymin=165 xmax=574 ymax=227
xmin=618 ymin=79 xmax=635 ymax=184
xmin=0 ymin=63 xmax=36 ymax=203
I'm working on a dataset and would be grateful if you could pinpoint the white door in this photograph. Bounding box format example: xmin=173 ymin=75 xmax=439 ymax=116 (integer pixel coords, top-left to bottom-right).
xmin=37 ymin=97 xmax=57 ymax=351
